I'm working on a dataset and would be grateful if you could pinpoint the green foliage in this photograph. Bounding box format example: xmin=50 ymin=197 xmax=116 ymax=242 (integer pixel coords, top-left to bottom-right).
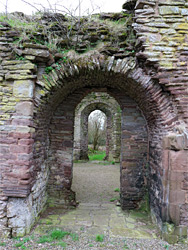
xmin=46 ymin=221 xmax=53 ymax=225
xmin=138 ymin=193 xmax=150 ymax=213
xmin=57 ymin=241 xmax=67 ymax=247
xmin=37 ymin=229 xmax=77 ymax=245
xmin=114 ymin=188 xmax=120 ymax=192
xmin=95 ymin=234 xmax=104 ymax=242
xmin=14 ymin=242 xmax=24 ymax=247
xmin=21 ymin=245 xmax=27 ymax=250
xmin=45 ymin=66 xmax=53 ymax=74
xmin=88 ymin=151 xmax=106 ymax=161
xmin=15 ymin=55 xmax=25 ymax=61
xmin=123 ymin=240 xmax=129 ymax=249
xmin=14 ymin=237 xmax=31 ymax=248
xmin=37 ymin=235 xmax=54 ymax=243
xmin=50 ymin=229 xmax=70 ymax=240
xmin=0 ymin=15 xmax=36 ymax=30
xmin=70 ymin=233 xmax=79 ymax=241
xmin=0 ymin=242 xmax=6 ymax=246
xmin=163 ymin=244 xmax=169 ymax=250
xmin=22 ymin=237 xmax=30 ymax=243
xmin=89 ymin=243 xmax=94 ymax=247
xmin=110 ymin=197 xmax=119 ymax=202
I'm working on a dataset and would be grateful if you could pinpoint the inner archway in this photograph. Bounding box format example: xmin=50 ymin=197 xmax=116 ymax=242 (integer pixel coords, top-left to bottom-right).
xmin=73 ymin=92 xmax=122 ymax=162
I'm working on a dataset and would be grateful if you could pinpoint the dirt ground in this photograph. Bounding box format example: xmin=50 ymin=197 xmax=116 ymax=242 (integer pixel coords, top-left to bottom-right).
xmin=72 ymin=162 xmax=120 ymax=203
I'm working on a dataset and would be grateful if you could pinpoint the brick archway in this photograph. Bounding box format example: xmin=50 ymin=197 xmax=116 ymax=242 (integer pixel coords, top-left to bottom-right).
xmin=74 ymin=92 xmax=121 ymax=162
xmin=1 ymin=54 xmax=187 ymax=238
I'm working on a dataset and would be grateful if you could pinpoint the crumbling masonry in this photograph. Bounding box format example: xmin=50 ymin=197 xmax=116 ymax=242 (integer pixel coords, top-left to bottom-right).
xmin=0 ymin=0 xmax=188 ymax=242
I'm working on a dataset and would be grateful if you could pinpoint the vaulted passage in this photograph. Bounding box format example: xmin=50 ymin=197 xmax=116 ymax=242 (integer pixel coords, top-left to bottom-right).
xmin=1 ymin=53 xmax=187 ymax=240
xmin=47 ymin=86 xmax=148 ymax=209
xmin=0 ymin=2 xmax=188 ymax=238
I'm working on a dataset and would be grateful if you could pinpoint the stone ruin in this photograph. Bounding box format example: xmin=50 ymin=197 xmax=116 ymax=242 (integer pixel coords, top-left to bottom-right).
xmin=73 ymin=92 xmax=121 ymax=162
xmin=0 ymin=0 xmax=187 ymax=243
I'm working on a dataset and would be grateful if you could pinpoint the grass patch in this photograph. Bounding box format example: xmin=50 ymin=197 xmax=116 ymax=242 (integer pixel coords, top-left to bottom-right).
xmin=95 ymin=234 xmax=104 ymax=242
xmin=37 ymin=235 xmax=53 ymax=243
xmin=114 ymin=188 xmax=120 ymax=192
xmin=88 ymin=150 xmax=106 ymax=161
xmin=50 ymin=229 xmax=70 ymax=240
xmin=14 ymin=237 xmax=31 ymax=248
xmin=110 ymin=196 xmax=119 ymax=202
xmin=71 ymin=233 xmax=79 ymax=241
xmin=56 ymin=241 xmax=67 ymax=248
xmin=37 ymin=229 xmax=78 ymax=244
xmin=0 ymin=242 xmax=6 ymax=246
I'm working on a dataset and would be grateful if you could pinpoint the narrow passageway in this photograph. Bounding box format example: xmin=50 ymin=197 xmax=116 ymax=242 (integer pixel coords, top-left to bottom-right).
xmin=30 ymin=162 xmax=185 ymax=250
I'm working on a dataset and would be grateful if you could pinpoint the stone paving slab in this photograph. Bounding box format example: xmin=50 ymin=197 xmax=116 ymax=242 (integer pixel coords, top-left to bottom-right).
xmin=33 ymin=202 xmax=159 ymax=240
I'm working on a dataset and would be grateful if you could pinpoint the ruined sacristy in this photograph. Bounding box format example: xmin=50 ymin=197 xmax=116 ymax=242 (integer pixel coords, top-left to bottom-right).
xmin=0 ymin=0 xmax=188 ymax=246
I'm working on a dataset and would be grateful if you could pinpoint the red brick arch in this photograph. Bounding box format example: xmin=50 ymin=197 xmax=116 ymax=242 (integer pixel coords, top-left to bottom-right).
xmin=32 ymin=56 xmax=178 ymax=220
xmin=2 ymin=55 xmax=187 ymax=238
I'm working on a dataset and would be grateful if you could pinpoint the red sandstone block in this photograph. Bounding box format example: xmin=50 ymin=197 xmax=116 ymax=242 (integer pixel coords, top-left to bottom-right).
xmin=18 ymin=139 xmax=34 ymax=145
xmin=0 ymin=145 xmax=10 ymax=154
xmin=9 ymin=132 xmax=31 ymax=139
xmin=10 ymin=145 xmax=32 ymax=154
xmin=6 ymin=172 xmax=30 ymax=179
xmin=12 ymin=119 xmax=33 ymax=126
xmin=169 ymin=204 xmax=180 ymax=225
xmin=170 ymin=151 xmax=188 ymax=171
xmin=0 ymin=153 xmax=17 ymax=160
xmin=170 ymin=171 xmax=184 ymax=182
xmin=19 ymin=179 xmax=32 ymax=185
xmin=12 ymin=165 xmax=30 ymax=171
xmin=17 ymin=153 xmax=33 ymax=161
xmin=170 ymin=180 xmax=182 ymax=191
xmin=0 ymin=138 xmax=17 ymax=144
xmin=169 ymin=190 xmax=185 ymax=204
xmin=16 ymin=101 xmax=33 ymax=116
xmin=14 ymin=160 xmax=32 ymax=166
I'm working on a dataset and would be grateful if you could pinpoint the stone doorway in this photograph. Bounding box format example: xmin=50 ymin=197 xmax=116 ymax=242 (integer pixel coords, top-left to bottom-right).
xmin=1 ymin=54 xmax=186 ymax=240
xmin=47 ymin=87 xmax=148 ymax=212
xmin=73 ymin=92 xmax=122 ymax=163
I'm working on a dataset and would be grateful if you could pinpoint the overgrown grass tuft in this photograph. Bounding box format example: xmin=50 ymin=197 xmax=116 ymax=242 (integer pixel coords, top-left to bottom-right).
xmin=37 ymin=229 xmax=79 ymax=244
xmin=0 ymin=242 xmax=6 ymax=246
xmin=37 ymin=235 xmax=53 ymax=243
xmin=50 ymin=229 xmax=70 ymax=240
xmin=95 ymin=234 xmax=104 ymax=242
xmin=88 ymin=150 xmax=106 ymax=161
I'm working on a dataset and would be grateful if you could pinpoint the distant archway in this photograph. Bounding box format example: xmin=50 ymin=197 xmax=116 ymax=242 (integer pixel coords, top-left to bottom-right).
xmin=74 ymin=92 xmax=121 ymax=162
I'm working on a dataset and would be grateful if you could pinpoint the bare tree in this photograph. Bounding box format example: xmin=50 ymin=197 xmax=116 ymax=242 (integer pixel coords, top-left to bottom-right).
xmin=20 ymin=0 xmax=102 ymax=16
xmin=88 ymin=110 xmax=106 ymax=151
xmin=0 ymin=0 xmax=9 ymax=16
xmin=18 ymin=0 xmax=102 ymax=49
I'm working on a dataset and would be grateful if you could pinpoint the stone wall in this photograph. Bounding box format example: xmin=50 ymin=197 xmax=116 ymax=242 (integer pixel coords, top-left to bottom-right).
xmin=0 ymin=0 xmax=187 ymax=241
xmin=46 ymin=87 xmax=148 ymax=208
xmin=73 ymin=92 xmax=121 ymax=162
xmin=132 ymin=0 xmax=188 ymax=235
